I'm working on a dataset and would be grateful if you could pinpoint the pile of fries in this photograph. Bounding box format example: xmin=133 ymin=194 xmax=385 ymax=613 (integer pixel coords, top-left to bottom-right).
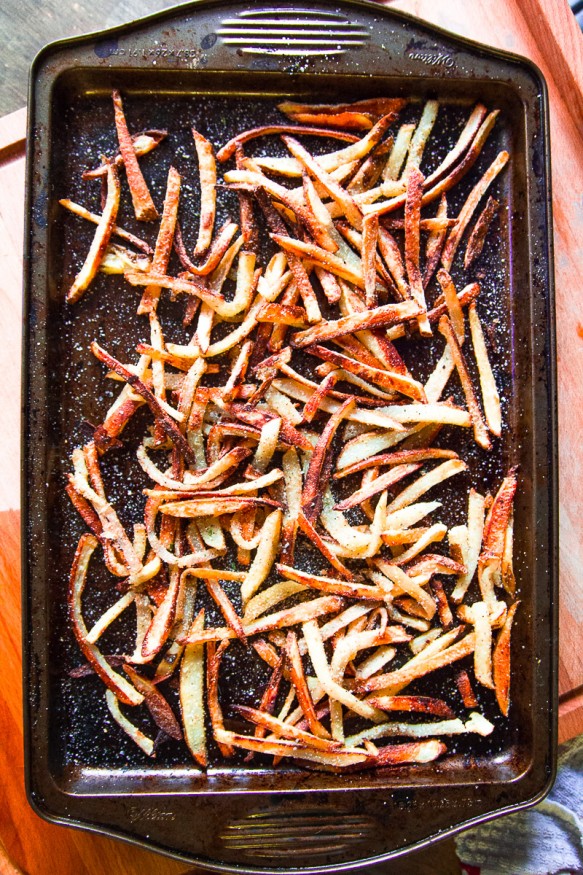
xmin=62 ymin=91 xmax=518 ymax=770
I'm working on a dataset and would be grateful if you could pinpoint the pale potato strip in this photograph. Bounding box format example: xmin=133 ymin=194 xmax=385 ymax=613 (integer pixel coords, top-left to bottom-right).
xmin=67 ymin=163 xmax=121 ymax=303
xmin=241 ymin=509 xmax=283 ymax=603
xmin=383 ymin=123 xmax=415 ymax=180
xmin=373 ymin=561 xmax=436 ymax=619
xmin=345 ymin=711 xmax=493 ymax=747
xmin=392 ymin=523 xmax=447 ymax=565
xmin=384 ymin=501 xmax=442 ymax=530
xmin=85 ymin=592 xmax=135 ymax=644
xmin=180 ymin=611 xmax=207 ymax=765
xmin=470 ymin=602 xmax=494 ymax=688
xmin=243 ymin=581 xmax=308 ymax=623
xmin=252 ymin=418 xmax=281 ymax=474
xmin=265 ymin=386 xmax=303 ymax=426
xmin=468 ymin=303 xmax=502 ymax=436
xmin=302 ymin=620 xmax=385 ymax=722
xmin=105 ymin=690 xmax=155 ymax=756
xmin=451 ymin=490 xmax=485 ymax=603
xmin=336 ymin=427 xmax=425 ymax=470
xmin=424 ymin=103 xmax=488 ymax=187
xmin=354 ymin=645 xmax=396 ymax=679
xmin=403 ymin=100 xmax=439 ymax=174
xmin=424 ymin=347 xmax=455 ymax=403
xmin=438 ymin=316 xmax=491 ymax=450
xmin=204 ymin=294 xmax=264 ymax=358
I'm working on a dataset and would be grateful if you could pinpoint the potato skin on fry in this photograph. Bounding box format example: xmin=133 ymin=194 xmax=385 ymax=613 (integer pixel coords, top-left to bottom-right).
xmin=62 ymin=94 xmax=517 ymax=773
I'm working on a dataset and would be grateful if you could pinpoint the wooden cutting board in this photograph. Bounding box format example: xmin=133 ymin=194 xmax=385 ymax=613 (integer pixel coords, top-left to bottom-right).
xmin=1 ymin=1 xmax=581 ymax=872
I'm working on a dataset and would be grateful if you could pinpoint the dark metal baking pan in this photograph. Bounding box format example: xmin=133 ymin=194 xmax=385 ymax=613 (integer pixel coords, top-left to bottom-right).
xmin=22 ymin=0 xmax=558 ymax=870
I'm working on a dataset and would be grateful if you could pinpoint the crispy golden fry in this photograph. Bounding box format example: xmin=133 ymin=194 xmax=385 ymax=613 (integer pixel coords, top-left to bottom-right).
xmin=283 ymin=135 xmax=363 ymax=230
xmin=181 ymin=596 xmax=345 ymax=645
xmin=456 ymin=668 xmax=478 ymax=708
xmin=279 ymin=97 xmax=406 ymax=117
xmin=423 ymin=194 xmax=449 ymax=289
xmin=290 ymin=299 xmax=420 ymax=348
xmin=362 ymin=214 xmax=379 ymax=307
xmin=366 ymin=695 xmax=455 ymax=718
xmin=307 ymin=344 xmax=425 ymax=400
xmin=493 ymin=600 xmax=520 ymax=715
xmin=470 ymin=601 xmax=494 ymax=689
xmin=302 ymin=397 xmax=355 ymax=521
xmin=383 ymin=123 xmax=415 ymax=181
xmin=286 ymin=629 xmax=331 ymax=739
xmin=112 ymin=90 xmax=158 ymax=221
xmin=356 ymin=633 xmax=476 ymax=694
xmin=67 ymin=163 xmax=121 ymax=303
xmin=191 ymin=129 xmax=217 ymax=257
xmin=405 ymin=167 xmax=431 ymax=334
xmin=60 ymin=198 xmax=152 ymax=255
xmin=404 ymin=100 xmax=439 ymax=174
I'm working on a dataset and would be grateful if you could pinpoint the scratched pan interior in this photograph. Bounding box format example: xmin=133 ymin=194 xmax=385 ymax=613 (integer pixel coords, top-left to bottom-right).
xmin=23 ymin=0 xmax=557 ymax=870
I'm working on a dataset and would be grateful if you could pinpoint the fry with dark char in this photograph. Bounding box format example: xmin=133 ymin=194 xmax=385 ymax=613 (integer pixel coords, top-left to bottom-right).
xmin=91 ymin=342 xmax=197 ymax=466
xmin=439 ymin=316 xmax=491 ymax=450
xmin=441 ymin=151 xmax=509 ymax=271
xmin=464 ymin=195 xmax=500 ymax=268
xmin=286 ymin=630 xmax=331 ymax=739
xmin=217 ymin=125 xmax=358 ymax=162
xmin=302 ymin=397 xmax=355 ymax=521
xmin=297 ymin=512 xmax=354 ymax=580
xmin=123 ymin=664 xmax=183 ymax=740
xmin=456 ymin=668 xmax=478 ymax=708
xmin=366 ymin=695 xmax=455 ymax=718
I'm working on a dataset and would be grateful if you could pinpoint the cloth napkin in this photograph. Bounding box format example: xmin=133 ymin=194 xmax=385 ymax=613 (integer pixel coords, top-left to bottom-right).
xmin=456 ymin=735 xmax=583 ymax=875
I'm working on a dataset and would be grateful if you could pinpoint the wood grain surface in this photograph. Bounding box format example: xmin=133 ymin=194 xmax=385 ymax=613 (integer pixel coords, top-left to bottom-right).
xmin=1 ymin=1 xmax=582 ymax=872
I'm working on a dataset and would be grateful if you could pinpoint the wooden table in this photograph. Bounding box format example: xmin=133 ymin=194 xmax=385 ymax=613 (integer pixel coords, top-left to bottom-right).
xmin=1 ymin=1 xmax=582 ymax=872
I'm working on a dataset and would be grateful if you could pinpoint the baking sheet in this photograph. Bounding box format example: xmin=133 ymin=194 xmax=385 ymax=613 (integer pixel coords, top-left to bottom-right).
xmin=23 ymin=1 xmax=557 ymax=869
